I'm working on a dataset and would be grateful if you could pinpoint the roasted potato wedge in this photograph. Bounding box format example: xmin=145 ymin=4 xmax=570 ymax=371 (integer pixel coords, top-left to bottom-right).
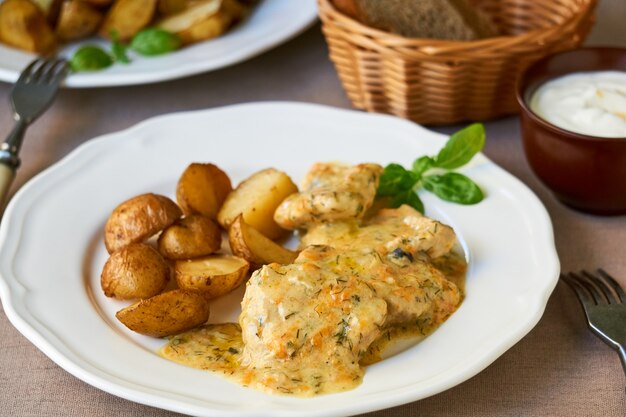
xmin=99 ymin=0 xmax=157 ymax=41
xmin=80 ymin=0 xmax=114 ymax=7
xmin=158 ymin=0 xmax=193 ymax=15
xmin=217 ymin=168 xmax=297 ymax=239
xmin=229 ymin=214 xmax=297 ymax=268
xmin=176 ymin=163 xmax=232 ymax=220
xmin=56 ymin=0 xmax=102 ymax=41
xmin=101 ymin=243 xmax=170 ymax=300
xmin=31 ymin=0 xmax=62 ymax=22
xmin=175 ymin=254 xmax=249 ymax=299
xmin=157 ymin=214 xmax=222 ymax=260
xmin=156 ymin=0 xmax=246 ymax=45
xmin=116 ymin=289 xmax=210 ymax=337
xmin=104 ymin=193 xmax=182 ymax=254
xmin=0 ymin=0 xmax=56 ymax=54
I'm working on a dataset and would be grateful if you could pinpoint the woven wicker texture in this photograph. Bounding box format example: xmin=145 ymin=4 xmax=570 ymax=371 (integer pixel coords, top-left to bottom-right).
xmin=319 ymin=0 xmax=598 ymax=125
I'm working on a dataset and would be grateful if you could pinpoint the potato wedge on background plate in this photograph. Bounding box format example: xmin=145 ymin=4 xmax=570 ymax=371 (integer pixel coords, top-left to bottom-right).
xmin=158 ymin=0 xmax=194 ymax=15
xmin=218 ymin=168 xmax=297 ymax=239
xmin=156 ymin=0 xmax=246 ymax=45
xmin=116 ymin=289 xmax=209 ymax=337
xmin=0 ymin=0 xmax=56 ymax=54
xmin=56 ymin=0 xmax=103 ymax=41
xmin=99 ymin=0 xmax=157 ymax=40
xmin=175 ymin=254 xmax=249 ymax=299
xmin=229 ymin=214 xmax=298 ymax=269
xmin=31 ymin=0 xmax=62 ymax=22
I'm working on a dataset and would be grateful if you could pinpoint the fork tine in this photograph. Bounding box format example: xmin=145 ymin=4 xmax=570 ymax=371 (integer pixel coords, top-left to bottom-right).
xmin=16 ymin=58 xmax=45 ymax=84
xmin=44 ymin=59 xmax=68 ymax=85
xmin=597 ymin=269 xmax=625 ymax=303
xmin=568 ymin=272 xmax=603 ymax=305
xmin=35 ymin=59 xmax=62 ymax=84
xmin=582 ymin=270 xmax=618 ymax=304
xmin=561 ymin=274 xmax=593 ymax=310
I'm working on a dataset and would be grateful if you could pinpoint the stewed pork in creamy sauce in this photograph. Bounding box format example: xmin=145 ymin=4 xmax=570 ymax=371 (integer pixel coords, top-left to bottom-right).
xmin=161 ymin=162 xmax=465 ymax=396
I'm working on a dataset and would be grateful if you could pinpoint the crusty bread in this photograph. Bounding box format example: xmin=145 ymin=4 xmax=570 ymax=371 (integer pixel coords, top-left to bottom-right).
xmin=333 ymin=0 xmax=496 ymax=40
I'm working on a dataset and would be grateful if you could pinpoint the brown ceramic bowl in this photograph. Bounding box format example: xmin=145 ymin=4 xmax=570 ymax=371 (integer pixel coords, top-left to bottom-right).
xmin=517 ymin=47 xmax=626 ymax=215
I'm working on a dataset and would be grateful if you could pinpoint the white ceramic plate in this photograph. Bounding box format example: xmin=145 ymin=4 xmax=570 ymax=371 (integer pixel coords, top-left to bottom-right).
xmin=0 ymin=103 xmax=559 ymax=417
xmin=0 ymin=0 xmax=317 ymax=88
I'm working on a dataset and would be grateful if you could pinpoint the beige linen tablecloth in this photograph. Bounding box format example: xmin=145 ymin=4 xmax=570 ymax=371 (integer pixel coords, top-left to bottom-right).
xmin=1 ymin=18 xmax=626 ymax=417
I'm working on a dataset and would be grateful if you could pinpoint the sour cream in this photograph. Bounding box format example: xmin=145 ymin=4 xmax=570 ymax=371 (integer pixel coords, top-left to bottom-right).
xmin=530 ymin=71 xmax=626 ymax=138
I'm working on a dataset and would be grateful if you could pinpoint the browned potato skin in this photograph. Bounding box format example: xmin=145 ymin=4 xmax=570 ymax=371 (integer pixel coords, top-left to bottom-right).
xmin=31 ymin=0 xmax=62 ymax=23
xmin=156 ymin=0 xmax=247 ymax=45
xmin=56 ymin=0 xmax=102 ymax=42
xmin=217 ymin=168 xmax=298 ymax=239
xmin=175 ymin=254 xmax=249 ymax=299
xmin=157 ymin=214 xmax=222 ymax=260
xmin=228 ymin=214 xmax=297 ymax=269
xmin=99 ymin=0 xmax=157 ymax=41
xmin=176 ymin=163 xmax=232 ymax=220
xmin=101 ymin=243 xmax=170 ymax=300
xmin=116 ymin=289 xmax=210 ymax=337
xmin=104 ymin=193 xmax=182 ymax=254
xmin=80 ymin=0 xmax=114 ymax=7
xmin=0 ymin=0 xmax=56 ymax=54
xmin=158 ymin=0 xmax=193 ymax=15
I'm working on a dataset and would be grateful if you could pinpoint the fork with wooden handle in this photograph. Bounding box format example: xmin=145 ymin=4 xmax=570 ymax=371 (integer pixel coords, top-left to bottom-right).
xmin=0 ymin=58 xmax=69 ymax=212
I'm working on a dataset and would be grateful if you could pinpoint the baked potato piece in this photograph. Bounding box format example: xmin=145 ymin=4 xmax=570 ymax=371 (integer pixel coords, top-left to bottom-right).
xmin=56 ymin=0 xmax=103 ymax=41
xmin=157 ymin=214 xmax=222 ymax=260
xmin=228 ymin=214 xmax=297 ymax=269
xmin=99 ymin=0 xmax=157 ymax=41
xmin=0 ymin=0 xmax=56 ymax=54
xmin=80 ymin=0 xmax=114 ymax=7
xmin=156 ymin=0 xmax=246 ymax=45
xmin=217 ymin=168 xmax=297 ymax=239
xmin=176 ymin=163 xmax=232 ymax=220
xmin=31 ymin=0 xmax=62 ymax=23
xmin=101 ymin=243 xmax=170 ymax=300
xmin=104 ymin=193 xmax=182 ymax=254
xmin=158 ymin=0 xmax=193 ymax=15
xmin=116 ymin=289 xmax=210 ymax=337
xmin=175 ymin=254 xmax=249 ymax=299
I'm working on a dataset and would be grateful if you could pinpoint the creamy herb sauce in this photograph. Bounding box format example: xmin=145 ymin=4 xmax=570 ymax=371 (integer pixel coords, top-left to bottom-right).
xmin=160 ymin=206 xmax=466 ymax=397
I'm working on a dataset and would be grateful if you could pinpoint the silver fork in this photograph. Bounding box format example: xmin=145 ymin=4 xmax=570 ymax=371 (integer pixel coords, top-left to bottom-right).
xmin=561 ymin=269 xmax=626 ymax=376
xmin=0 ymin=57 xmax=69 ymax=211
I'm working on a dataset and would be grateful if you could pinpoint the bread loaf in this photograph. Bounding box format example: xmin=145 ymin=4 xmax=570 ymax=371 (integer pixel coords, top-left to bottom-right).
xmin=333 ymin=0 xmax=496 ymax=40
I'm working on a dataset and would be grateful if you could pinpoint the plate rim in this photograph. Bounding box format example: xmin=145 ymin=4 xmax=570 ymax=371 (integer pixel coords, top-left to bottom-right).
xmin=0 ymin=102 xmax=560 ymax=417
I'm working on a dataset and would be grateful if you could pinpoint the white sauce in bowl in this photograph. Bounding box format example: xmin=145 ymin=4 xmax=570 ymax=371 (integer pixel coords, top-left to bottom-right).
xmin=530 ymin=71 xmax=626 ymax=138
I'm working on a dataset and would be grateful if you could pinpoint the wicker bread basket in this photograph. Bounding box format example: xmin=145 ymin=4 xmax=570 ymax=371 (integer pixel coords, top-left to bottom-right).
xmin=319 ymin=0 xmax=598 ymax=125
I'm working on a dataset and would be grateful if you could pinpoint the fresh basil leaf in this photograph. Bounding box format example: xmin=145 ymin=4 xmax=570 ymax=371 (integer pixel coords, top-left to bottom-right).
xmin=422 ymin=173 xmax=484 ymax=205
xmin=70 ymin=46 xmax=113 ymax=72
xmin=390 ymin=189 xmax=424 ymax=214
xmin=412 ymin=156 xmax=434 ymax=177
xmin=377 ymin=163 xmax=420 ymax=197
xmin=110 ymin=30 xmax=130 ymax=64
xmin=130 ymin=28 xmax=181 ymax=56
xmin=434 ymin=123 xmax=485 ymax=170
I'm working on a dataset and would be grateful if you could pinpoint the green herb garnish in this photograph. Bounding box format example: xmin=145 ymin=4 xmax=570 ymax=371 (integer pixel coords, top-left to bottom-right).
xmin=377 ymin=123 xmax=486 ymax=213
xmin=130 ymin=28 xmax=181 ymax=56
xmin=69 ymin=45 xmax=113 ymax=72
xmin=110 ymin=30 xmax=130 ymax=64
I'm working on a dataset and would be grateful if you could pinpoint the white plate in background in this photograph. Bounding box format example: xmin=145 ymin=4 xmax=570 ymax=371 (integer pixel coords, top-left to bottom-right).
xmin=0 ymin=0 xmax=317 ymax=88
xmin=0 ymin=102 xmax=559 ymax=417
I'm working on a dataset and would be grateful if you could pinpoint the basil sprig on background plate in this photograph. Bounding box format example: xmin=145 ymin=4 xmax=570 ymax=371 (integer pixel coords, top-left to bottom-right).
xmin=376 ymin=123 xmax=486 ymax=213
